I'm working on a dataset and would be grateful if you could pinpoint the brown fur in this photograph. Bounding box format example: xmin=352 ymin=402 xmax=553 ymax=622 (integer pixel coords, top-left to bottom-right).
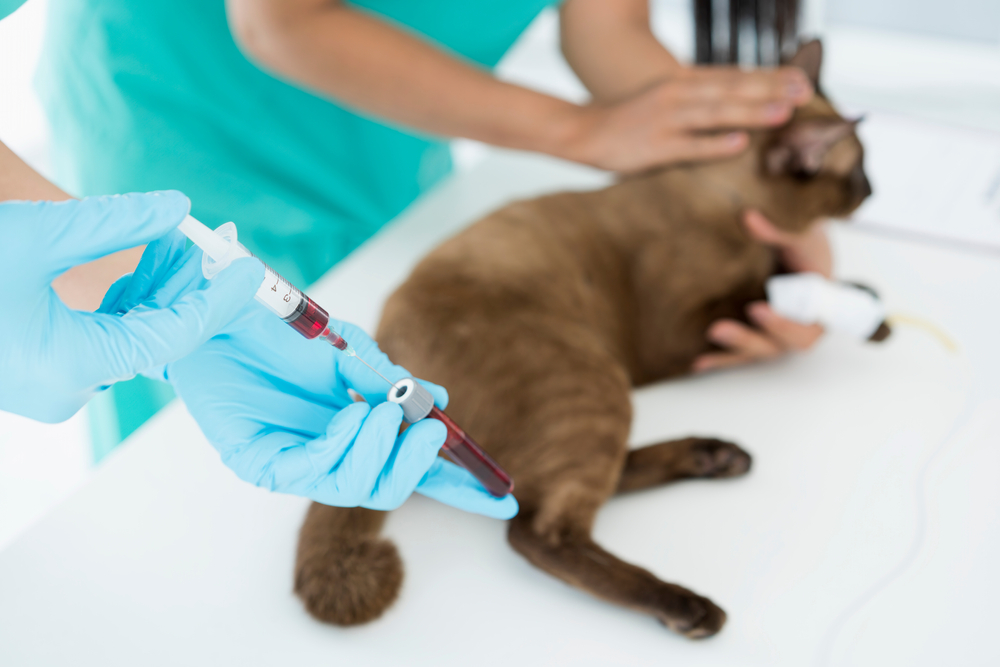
xmin=294 ymin=42 xmax=874 ymax=637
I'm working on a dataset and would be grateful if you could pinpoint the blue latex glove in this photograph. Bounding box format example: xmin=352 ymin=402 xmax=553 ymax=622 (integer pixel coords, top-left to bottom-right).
xmin=105 ymin=241 xmax=518 ymax=519
xmin=0 ymin=193 xmax=263 ymax=423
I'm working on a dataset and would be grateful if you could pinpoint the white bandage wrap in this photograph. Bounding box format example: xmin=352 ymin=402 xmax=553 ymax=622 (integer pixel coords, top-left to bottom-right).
xmin=766 ymin=273 xmax=886 ymax=340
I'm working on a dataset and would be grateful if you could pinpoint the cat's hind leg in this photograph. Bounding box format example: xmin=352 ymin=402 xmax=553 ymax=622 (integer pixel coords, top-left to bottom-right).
xmin=507 ymin=488 xmax=726 ymax=638
xmin=616 ymin=438 xmax=751 ymax=494
xmin=294 ymin=504 xmax=402 ymax=625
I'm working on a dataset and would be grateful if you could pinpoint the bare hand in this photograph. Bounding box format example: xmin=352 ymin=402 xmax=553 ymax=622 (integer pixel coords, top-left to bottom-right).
xmin=557 ymin=66 xmax=813 ymax=173
xmin=692 ymin=210 xmax=830 ymax=373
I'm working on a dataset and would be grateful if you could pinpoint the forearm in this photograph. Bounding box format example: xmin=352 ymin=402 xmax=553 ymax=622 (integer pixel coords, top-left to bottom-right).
xmin=0 ymin=139 xmax=141 ymax=310
xmin=560 ymin=0 xmax=681 ymax=103
xmin=227 ymin=0 xmax=580 ymax=153
xmin=0 ymin=139 xmax=68 ymax=200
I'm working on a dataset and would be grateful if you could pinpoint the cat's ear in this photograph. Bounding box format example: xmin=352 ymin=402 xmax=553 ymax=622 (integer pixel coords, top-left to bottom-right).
xmin=788 ymin=39 xmax=823 ymax=89
xmin=765 ymin=118 xmax=860 ymax=176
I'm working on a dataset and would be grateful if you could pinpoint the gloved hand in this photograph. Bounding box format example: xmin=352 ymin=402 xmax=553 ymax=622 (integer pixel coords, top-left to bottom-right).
xmin=0 ymin=193 xmax=263 ymax=423
xmin=105 ymin=241 xmax=518 ymax=519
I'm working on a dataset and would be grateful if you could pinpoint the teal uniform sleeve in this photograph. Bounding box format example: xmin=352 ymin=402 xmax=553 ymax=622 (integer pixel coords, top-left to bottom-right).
xmin=0 ymin=0 xmax=27 ymax=21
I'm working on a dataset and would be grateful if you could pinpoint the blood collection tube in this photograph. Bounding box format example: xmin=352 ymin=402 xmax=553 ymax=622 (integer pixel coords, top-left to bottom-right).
xmin=388 ymin=379 xmax=514 ymax=498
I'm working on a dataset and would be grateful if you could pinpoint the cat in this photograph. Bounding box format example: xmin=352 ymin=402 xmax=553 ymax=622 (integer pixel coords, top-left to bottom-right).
xmin=293 ymin=40 xmax=878 ymax=638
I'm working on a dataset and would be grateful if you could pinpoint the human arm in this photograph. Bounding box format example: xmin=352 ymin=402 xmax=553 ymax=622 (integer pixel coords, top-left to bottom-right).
xmin=0 ymin=139 xmax=144 ymax=310
xmin=559 ymin=0 xmax=682 ymax=103
xmin=225 ymin=0 xmax=811 ymax=172
xmin=692 ymin=210 xmax=829 ymax=373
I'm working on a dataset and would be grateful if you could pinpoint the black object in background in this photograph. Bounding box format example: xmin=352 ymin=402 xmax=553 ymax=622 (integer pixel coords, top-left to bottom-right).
xmin=694 ymin=0 xmax=800 ymax=65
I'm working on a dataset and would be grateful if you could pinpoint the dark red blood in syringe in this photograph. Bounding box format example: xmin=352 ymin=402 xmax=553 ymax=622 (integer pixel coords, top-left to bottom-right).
xmin=428 ymin=406 xmax=514 ymax=497
xmin=285 ymin=297 xmax=350 ymax=351
xmin=284 ymin=296 xmax=330 ymax=339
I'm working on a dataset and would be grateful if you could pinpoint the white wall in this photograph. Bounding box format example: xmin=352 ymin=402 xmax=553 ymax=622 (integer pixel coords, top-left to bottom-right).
xmin=826 ymin=0 xmax=1000 ymax=44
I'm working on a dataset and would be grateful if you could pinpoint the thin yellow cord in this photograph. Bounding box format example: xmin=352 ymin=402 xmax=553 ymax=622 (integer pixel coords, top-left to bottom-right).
xmin=886 ymin=313 xmax=959 ymax=353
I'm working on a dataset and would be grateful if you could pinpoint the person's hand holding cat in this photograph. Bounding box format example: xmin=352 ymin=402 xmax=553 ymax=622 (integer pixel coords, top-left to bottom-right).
xmin=559 ymin=66 xmax=813 ymax=173
xmin=692 ymin=209 xmax=829 ymax=372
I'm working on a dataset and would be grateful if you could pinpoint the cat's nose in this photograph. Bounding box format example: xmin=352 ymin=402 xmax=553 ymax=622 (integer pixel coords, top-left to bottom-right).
xmin=849 ymin=165 xmax=872 ymax=200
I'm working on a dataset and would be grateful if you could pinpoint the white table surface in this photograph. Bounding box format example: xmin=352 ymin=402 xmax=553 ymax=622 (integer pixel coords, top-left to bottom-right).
xmin=2 ymin=145 xmax=999 ymax=666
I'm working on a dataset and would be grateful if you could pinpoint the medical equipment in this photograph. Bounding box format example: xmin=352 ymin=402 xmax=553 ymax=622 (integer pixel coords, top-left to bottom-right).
xmin=176 ymin=216 xmax=514 ymax=498
xmin=388 ymin=379 xmax=513 ymax=497
xmin=766 ymin=273 xmax=887 ymax=340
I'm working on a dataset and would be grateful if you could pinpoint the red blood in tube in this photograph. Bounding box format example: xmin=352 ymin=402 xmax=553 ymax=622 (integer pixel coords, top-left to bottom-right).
xmin=428 ymin=406 xmax=514 ymax=497
xmin=284 ymin=296 xmax=330 ymax=340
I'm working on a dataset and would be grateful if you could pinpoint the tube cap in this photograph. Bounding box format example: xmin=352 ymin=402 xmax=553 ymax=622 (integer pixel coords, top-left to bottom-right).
xmin=387 ymin=378 xmax=435 ymax=423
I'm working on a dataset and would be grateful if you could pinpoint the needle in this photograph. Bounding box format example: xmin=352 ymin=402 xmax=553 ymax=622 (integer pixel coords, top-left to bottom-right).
xmin=352 ymin=353 xmax=398 ymax=389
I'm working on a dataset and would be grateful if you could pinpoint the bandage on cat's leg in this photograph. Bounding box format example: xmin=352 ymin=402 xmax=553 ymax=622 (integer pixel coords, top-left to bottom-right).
xmin=507 ymin=494 xmax=726 ymax=638
xmin=616 ymin=437 xmax=752 ymax=494
xmin=294 ymin=504 xmax=401 ymax=625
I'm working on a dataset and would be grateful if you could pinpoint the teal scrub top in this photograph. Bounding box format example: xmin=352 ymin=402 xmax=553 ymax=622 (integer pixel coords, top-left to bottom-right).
xmin=35 ymin=0 xmax=559 ymax=456
xmin=0 ymin=0 xmax=25 ymax=20
xmin=37 ymin=0 xmax=559 ymax=288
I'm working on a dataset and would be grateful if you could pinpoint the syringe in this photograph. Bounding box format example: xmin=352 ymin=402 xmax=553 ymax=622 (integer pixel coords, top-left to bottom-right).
xmin=176 ymin=216 xmax=514 ymax=498
xmin=177 ymin=216 xmax=361 ymax=358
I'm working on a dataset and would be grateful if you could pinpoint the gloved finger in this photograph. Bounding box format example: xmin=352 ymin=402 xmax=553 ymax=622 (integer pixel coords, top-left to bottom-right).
xmin=706 ymin=319 xmax=784 ymax=359
xmin=88 ymin=257 xmax=263 ymax=380
xmin=417 ymin=380 xmax=449 ymax=409
xmin=330 ymin=402 xmax=404 ymax=503
xmin=367 ymin=418 xmax=447 ymax=509
xmin=96 ymin=273 xmax=133 ymax=314
xmin=43 ymin=191 xmax=191 ymax=279
xmin=220 ymin=431 xmax=309 ymax=492
xmin=95 ymin=233 xmax=190 ymax=315
xmin=416 ymin=458 xmax=519 ymax=519
xmin=304 ymin=400 xmax=369 ymax=481
xmin=96 ymin=238 xmax=197 ymax=317
xmin=747 ymin=301 xmax=824 ymax=351
xmin=118 ymin=229 xmax=189 ymax=312
xmin=140 ymin=245 xmax=208 ymax=310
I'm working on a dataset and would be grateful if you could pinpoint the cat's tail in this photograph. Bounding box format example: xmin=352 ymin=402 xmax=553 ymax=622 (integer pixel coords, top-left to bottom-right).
xmin=294 ymin=503 xmax=402 ymax=625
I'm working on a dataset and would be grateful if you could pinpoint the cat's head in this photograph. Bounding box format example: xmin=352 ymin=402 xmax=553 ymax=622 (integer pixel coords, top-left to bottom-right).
xmin=749 ymin=40 xmax=871 ymax=232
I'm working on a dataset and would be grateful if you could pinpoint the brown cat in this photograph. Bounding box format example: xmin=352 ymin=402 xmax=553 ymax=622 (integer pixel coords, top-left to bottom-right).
xmin=293 ymin=41 xmax=877 ymax=638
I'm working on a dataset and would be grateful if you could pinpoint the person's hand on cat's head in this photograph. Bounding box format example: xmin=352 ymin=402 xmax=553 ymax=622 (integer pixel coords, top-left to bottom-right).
xmin=692 ymin=210 xmax=828 ymax=373
xmin=558 ymin=67 xmax=813 ymax=174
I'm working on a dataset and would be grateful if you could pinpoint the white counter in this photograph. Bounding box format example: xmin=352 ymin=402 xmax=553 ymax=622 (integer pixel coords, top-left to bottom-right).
xmin=1 ymin=147 xmax=998 ymax=666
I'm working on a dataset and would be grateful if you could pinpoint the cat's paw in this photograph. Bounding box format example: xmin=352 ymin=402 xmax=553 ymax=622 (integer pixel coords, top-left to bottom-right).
xmin=656 ymin=585 xmax=727 ymax=639
xmin=294 ymin=537 xmax=403 ymax=626
xmin=689 ymin=438 xmax=752 ymax=479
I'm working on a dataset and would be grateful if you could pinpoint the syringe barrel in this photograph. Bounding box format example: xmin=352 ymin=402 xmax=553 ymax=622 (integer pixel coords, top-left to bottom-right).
xmin=178 ymin=216 xmax=354 ymax=349
xmin=243 ymin=252 xmax=343 ymax=342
